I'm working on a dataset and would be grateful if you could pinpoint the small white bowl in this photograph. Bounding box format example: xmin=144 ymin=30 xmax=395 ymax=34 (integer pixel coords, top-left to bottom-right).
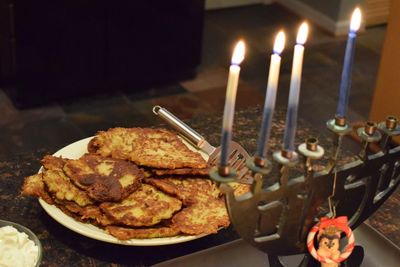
xmin=0 ymin=219 xmax=43 ymax=267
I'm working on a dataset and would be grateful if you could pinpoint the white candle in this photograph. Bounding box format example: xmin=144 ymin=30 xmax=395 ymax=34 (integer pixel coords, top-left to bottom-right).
xmin=256 ymin=31 xmax=286 ymax=159
xmin=283 ymin=22 xmax=309 ymax=153
xmin=220 ymin=41 xmax=245 ymax=167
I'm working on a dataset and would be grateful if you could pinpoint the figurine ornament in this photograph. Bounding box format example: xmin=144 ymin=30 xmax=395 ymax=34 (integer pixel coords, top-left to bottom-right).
xmin=307 ymin=216 xmax=355 ymax=266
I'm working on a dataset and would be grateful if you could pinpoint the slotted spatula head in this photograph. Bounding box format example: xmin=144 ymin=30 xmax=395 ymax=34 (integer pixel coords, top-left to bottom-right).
xmin=208 ymin=142 xmax=253 ymax=184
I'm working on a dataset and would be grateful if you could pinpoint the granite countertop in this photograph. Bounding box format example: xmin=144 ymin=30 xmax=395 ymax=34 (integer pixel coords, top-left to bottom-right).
xmin=0 ymin=107 xmax=398 ymax=266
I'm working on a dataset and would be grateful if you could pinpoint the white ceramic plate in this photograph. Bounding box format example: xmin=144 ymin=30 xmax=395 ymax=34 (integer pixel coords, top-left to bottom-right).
xmin=38 ymin=137 xmax=209 ymax=246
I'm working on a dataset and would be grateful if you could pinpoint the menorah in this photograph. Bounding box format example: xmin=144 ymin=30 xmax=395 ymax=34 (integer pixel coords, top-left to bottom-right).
xmin=154 ymin=8 xmax=397 ymax=266
xmin=208 ymin=115 xmax=400 ymax=266
xmin=154 ymin=105 xmax=400 ymax=266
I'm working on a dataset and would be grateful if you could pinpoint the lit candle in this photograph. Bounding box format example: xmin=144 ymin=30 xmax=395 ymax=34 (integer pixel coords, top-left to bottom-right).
xmin=220 ymin=40 xmax=245 ymax=167
xmin=283 ymin=22 xmax=309 ymax=154
xmin=336 ymin=8 xmax=362 ymax=119
xmin=256 ymin=31 xmax=286 ymax=160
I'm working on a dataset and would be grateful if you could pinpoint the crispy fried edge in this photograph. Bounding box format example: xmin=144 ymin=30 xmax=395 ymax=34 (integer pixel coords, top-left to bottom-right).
xmin=152 ymin=168 xmax=210 ymax=176
xmin=42 ymin=170 xmax=94 ymax=206
xmin=105 ymin=225 xmax=181 ymax=240
xmin=57 ymin=200 xmax=115 ymax=226
xmin=41 ymin=155 xmax=67 ymax=171
xmin=145 ymin=177 xmax=221 ymax=205
xmin=21 ymin=173 xmax=54 ymax=204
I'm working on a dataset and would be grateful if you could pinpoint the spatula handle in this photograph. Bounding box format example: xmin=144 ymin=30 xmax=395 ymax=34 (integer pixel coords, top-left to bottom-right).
xmin=153 ymin=106 xmax=204 ymax=146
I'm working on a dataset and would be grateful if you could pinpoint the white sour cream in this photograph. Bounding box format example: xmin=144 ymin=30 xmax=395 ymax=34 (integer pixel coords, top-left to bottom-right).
xmin=0 ymin=225 xmax=39 ymax=267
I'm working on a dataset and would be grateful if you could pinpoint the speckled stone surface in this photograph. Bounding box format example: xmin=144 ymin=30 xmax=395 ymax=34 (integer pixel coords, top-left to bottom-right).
xmin=1 ymin=106 xmax=398 ymax=266
xmin=367 ymin=188 xmax=400 ymax=246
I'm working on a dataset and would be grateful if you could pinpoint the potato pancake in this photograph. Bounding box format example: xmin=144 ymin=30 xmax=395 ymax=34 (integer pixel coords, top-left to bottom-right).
xmin=41 ymin=155 xmax=66 ymax=171
xmin=152 ymin=168 xmax=209 ymax=176
xmin=172 ymin=199 xmax=230 ymax=235
xmin=21 ymin=173 xmax=54 ymax=204
xmin=145 ymin=177 xmax=221 ymax=205
xmin=106 ymin=225 xmax=180 ymax=240
xmin=58 ymin=201 xmax=115 ymax=226
xmin=145 ymin=177 xmax=230 ymax=235
xmin=63 ymin=154 xmax=143 ymax=202
xmin=42 ymin=170 xmax=94 ymax=207
xmin=100 ymin=184 xmax=182 ymax=227
xmin=88 ymin=127 xmax=207 ymax=169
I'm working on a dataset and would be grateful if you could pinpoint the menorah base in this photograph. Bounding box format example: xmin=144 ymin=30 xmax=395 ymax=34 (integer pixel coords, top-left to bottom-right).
xmin=154 ymin=224 xmax=400 ymax=267
xmin=267 ymin=246 xmax=364 ymax=267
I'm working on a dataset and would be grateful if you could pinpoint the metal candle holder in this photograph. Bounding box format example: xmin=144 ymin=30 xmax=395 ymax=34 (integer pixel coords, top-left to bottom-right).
xmin=210 ymin=116 xmax=400 ymax=266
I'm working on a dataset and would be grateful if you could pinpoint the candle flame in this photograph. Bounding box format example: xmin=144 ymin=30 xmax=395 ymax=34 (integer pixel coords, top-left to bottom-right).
xmin=231 ymin=40 xmax=245 ymax=65
xmin=296 ymin=22 xmax=309 ymax=45
xmin=350 ymin=7 xmax=362 ymax=32
xmin=273 ymin=31 xmax=285 ymax=55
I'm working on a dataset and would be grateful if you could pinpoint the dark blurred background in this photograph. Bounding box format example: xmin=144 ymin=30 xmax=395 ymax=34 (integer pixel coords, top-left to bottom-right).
xmin=0 ymin=0 xmax=396 ymax=157
xmin=0 ymin=0 xmax=205 ymax=106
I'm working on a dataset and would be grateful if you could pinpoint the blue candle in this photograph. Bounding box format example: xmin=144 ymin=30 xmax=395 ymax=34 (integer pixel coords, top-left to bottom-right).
xmin=336 ymin=8 xmax=362 ymax=118
xmin=283 ymin=22 xmax=308 ymax=153
xmin=220 ymin=41 xmax=245 ymax=167
xmin=256 ymin=31 xmax=285 ymax=159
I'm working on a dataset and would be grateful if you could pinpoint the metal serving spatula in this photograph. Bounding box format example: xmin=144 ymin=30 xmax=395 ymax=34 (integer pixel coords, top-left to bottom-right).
xmin=153 ymin=106 xmax=253 ymax=184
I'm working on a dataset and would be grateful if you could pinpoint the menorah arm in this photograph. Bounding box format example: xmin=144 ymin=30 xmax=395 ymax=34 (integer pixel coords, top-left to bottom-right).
xmin=187 ymin=107 xmax=400 ymax=254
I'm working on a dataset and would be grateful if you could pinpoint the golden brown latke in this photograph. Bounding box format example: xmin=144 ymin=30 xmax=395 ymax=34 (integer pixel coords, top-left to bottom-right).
xmin=172 ymin=199 xmax=230 ymax=235
xmin=152 ymin=168 xmax=210 ymax=176
xmin=41 ymin=155 xmax=66 ymax=171
xmin=100 ymin=184 xmax=182 ymax=227
xmin=52 ymin=201 xmax=87 ymax=223
xmin=21 ymin=173 xmax=54 ymax=204
xmin=88 ymin=127 xmax=140 ymax=160
xmin=88 ymin=127 xmax=207 ymax=169
xmin=42 ymin=170 xmax=94 ymax=207
xmin=145 ymin=177 xmax=221 ymax=205
xmin=59 ymin=201 xmax=115 ymax=226
xmin=106 ymin=224 xmax=180 ymax=240
xmin=145 ymin=177 xmax=230 ymax=235
xmin=63 ymin=154 xmax=143 ymax=202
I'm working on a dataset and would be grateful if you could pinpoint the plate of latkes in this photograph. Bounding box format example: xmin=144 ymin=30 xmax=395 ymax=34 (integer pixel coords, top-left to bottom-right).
xmin=22 ymin=128 xmax=247 ymax=246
